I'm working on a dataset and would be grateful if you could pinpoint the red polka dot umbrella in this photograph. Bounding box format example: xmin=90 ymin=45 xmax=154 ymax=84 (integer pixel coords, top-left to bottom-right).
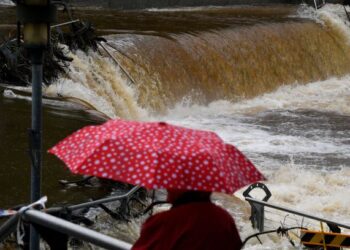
xmin=48 ymin=119 xmax=265 ymax=194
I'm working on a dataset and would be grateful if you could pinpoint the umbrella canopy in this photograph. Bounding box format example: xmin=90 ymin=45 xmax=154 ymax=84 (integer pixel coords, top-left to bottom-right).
xmin=49 ymin=119 xmax=265 ymax=194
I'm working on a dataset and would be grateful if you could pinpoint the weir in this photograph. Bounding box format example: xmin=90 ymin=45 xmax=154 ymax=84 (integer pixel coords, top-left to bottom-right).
xmin=4 ymin=4 xmax=350 ymax=119
xmin=55 ymin=7 xmax=350 ymax=118
xmin=116 ymin=21 xmax=350 ymax=111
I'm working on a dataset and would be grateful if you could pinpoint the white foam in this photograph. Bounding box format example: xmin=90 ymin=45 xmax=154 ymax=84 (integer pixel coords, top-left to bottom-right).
xmin=0 ymin=0 xmax=14 ymax=6
xmin=47 ymin=78 xmax=118 ymax=116
xmin=297 ymin=3 xmax=350 ymax=42
xmin=106 ymin=37 xmax=137 ymax=51
xmin=45 ymin=49 xmax=148 ymax=120
xmin=156 ymin=74 xmax=350 ymax=247
xmin=236 ymin=165 xmax=350 ymax=248
xmin=161 ymin=75 xmax=350 ymax=118
xmin=2 ymin=88 xmax=87 ymax=109
xmin=146 ymin=5 xmax=233 ymax=12
xmin=0 ymin=84 xmax=32 ymax=93
xmin=234 ymin=77 xmax=350 ymax=115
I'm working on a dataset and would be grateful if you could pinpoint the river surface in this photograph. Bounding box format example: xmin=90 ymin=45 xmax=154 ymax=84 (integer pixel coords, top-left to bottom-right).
xmin=1 ymin=2 xmax=350 ymax=249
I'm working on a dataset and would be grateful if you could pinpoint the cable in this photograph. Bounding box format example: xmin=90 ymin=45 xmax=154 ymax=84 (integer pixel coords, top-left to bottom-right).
xmin=241 ymin=226 xmax=307 ymax=248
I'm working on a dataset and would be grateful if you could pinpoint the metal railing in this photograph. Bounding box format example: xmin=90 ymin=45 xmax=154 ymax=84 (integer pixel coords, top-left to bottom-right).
xmin=245 ymin=197 xmax=350 ymax=231
xmin=0 ymin=186 xmax=143 ymax=249
xmin=97 ymin=41 xmax=137 ymax=86
xmin=47 ymin=185 xmax=141 ymax=213
xmin=23 ymin=209 xmax=132 ymax=250
xmin=0 ymin=214 xmax=20 ymax=243
xmin=243 ymin=183 xmax=350 ymax=233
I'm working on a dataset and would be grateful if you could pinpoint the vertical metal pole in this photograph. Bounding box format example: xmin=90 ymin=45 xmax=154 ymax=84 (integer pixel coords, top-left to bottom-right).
xmin=17 ymin=0 xmax=55 ymax=248
xmin=29 ymin=50 xmax=43 ymax=250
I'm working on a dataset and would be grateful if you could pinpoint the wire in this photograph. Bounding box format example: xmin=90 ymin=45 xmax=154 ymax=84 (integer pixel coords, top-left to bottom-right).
xmin=241 ymin=226 xmax=308 ymax=248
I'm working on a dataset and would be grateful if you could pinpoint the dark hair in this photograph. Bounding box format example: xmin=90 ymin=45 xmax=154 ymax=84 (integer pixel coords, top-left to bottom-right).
xmin=172 ymin=191 xmax=212 ymax=207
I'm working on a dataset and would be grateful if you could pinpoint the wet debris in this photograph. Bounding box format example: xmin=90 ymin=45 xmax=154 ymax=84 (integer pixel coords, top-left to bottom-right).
xmin=0 ymin=18 xmax=104 ymax=86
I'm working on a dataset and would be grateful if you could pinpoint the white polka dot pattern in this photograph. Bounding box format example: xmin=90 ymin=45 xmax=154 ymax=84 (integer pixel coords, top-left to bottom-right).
xmin=48 ymin=119 xmax=265 ymax=194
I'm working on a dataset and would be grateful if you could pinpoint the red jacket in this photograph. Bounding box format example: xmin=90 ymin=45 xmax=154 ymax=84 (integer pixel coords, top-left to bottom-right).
xmin=132 ymin=201 xmax=242 ymax=250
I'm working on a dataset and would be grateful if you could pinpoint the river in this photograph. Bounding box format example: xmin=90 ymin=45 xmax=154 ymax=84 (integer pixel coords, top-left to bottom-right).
xmin=1 ymin=2 xmax=350 ymax=249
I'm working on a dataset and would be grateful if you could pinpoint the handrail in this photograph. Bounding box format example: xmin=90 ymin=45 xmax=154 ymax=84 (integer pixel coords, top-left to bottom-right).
xmin=23 ymin=209 xmax=132 ymax=250
xmin=0 ymin=185 xmax=141 ymax=243
xmin=0 ymin=187 xmax=141 ymax=247
xmin=245 ymin=197 xmax=350 ymax=230
xmin=51 ymin=19 xmax=80 ymax=28
xmin=0 ymin=214 xmax=20 ymax=242
xmin=48 ymin=185 xmax=141 ymax=213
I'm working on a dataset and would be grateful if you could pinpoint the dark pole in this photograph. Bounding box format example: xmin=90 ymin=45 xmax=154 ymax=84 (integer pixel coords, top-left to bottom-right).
xmin=30 ymin=49 xmax=43 ymax=203
xmin=29 ymin=48 xmax=44 ymax=250
xmin=16 ymin=1 xmax=56 ymax=249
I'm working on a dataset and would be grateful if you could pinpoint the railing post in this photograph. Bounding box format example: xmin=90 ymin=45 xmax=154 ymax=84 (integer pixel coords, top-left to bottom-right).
xmin=243 ymin=183 xmax=272 ymax=232
xmin=248 ymin=202 xmax=265 ymax=232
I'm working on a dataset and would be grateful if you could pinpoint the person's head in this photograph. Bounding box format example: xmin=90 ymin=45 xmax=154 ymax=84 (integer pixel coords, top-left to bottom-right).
xmin=167 ymin=189 xmax=212 ymax=205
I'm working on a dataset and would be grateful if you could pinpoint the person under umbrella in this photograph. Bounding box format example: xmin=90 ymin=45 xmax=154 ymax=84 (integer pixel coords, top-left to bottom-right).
xmin=132 ymin=189 xmax=243 ymax=250
xmin=49 ymin=119 xmax=265 ymax=250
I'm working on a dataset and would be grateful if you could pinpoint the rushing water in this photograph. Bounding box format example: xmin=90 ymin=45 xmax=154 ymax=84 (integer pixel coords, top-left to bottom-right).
xmin=1 ymin=3 xmax=350 ymax=249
